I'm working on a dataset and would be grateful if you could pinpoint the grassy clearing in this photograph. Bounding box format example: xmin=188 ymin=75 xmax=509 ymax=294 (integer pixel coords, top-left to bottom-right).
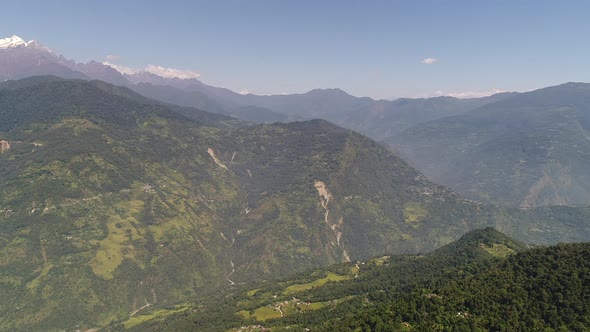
xmin=404 ymin=202 xmax=429 ymax=223
xmin=252 ymin=306 xmax=282 ymax=321
xmin=369 ymin=256 xmax=390 ymax=266
xmin=482 ymin=243 xmax=516 ymax=258
xmin=237 ymin=310 xmax=251 ymax=319
xmin=241 ymin=296 xmax=355 ymax=322
xmin=283 ymin=272 xmax=349 ymax=294
xmin=90 ymin=199 xmax=144 ymax=279
xmin=247 ymin=288 xmax=261 ymax=297
xmin=150 ymin=215 xmax=190 ymax=242
xmin=122 ymin=305 xmax=188 ymax=329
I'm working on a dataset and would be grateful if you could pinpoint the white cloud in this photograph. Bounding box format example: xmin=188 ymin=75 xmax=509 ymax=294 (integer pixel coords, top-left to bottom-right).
xmin=446 ymin=88 xmax=507 ymax=98
xmin=421 ymin=57 xmax=438 ymax=64
xmin=102 ymin=62 xmax=201 ymax=79
xmin=102 ymin=61 xmax=138 ymax=75
xmin=144 ymin=65 xmax=200 ymax=79
xmin=105 ymin=54 xmax=121 ymax=62
xmin=239 ymin=89 xmax=251 ymax=95
xmin=414 ymin=88 xmax=508 ymax=99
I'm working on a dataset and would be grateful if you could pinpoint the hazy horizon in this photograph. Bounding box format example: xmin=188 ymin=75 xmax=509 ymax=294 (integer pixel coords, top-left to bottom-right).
xmin=4 ymin=0 xmax=590 ymax=99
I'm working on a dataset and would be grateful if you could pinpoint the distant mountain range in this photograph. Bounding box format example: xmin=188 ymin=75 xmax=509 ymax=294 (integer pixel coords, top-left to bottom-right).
xmin=1 ymin=77 xmax=589 ymax=331
xmin=2 ymin=34 xmax=590 ymax=208
xmin=0 ymin=35 xmax=514 ymax=136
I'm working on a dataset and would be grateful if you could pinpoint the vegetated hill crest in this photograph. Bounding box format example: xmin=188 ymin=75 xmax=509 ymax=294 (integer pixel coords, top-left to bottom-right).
xmin=126 ymin=228 xmax=590 ymax=331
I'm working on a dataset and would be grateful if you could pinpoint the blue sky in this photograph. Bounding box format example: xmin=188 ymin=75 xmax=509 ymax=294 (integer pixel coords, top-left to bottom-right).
xmin=3 ymin=0 xmax=590 ymax=99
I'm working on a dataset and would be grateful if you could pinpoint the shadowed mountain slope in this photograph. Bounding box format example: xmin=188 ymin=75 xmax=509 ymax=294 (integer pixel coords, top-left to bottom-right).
xmin=390 ymin=82 xmax=590 ymax=207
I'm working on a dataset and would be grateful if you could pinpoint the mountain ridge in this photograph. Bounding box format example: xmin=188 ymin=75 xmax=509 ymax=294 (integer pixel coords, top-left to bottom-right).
xmin=390 ymin=82 xmax=590 ymax=207
xmin=0 ymin=34 xmax=518 ymax=133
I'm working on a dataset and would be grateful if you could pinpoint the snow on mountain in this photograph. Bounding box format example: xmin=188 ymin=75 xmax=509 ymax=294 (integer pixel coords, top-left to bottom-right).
xmin=0 ymin=34 xmax=204 ymax=86
xmin=0 ymin=35 xmax=31 ymax=48
xmin=0 ymin=35 xmax=51 ymax=52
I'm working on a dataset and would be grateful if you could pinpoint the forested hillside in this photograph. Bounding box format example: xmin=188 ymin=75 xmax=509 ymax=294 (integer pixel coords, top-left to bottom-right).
xmin=127 ymin=228 xmax=590 ymax=331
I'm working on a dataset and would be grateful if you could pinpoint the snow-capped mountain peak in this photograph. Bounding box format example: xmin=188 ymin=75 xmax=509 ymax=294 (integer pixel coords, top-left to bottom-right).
xmin=0 ymin=35 xmax=30 ymax=48
xmin=0 ymin=35 xmax=49 ymax=51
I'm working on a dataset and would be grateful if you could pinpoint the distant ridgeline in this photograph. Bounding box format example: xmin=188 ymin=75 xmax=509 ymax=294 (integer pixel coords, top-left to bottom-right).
xmin=390 ymin=83 xmax=590 ymax=208
xmin=0 ymin=77 xmax=589 ymax=331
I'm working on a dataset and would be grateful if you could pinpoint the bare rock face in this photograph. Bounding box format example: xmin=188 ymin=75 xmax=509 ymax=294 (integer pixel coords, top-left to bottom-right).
xmin=0 ymin=140 xmax=10 ymax=154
